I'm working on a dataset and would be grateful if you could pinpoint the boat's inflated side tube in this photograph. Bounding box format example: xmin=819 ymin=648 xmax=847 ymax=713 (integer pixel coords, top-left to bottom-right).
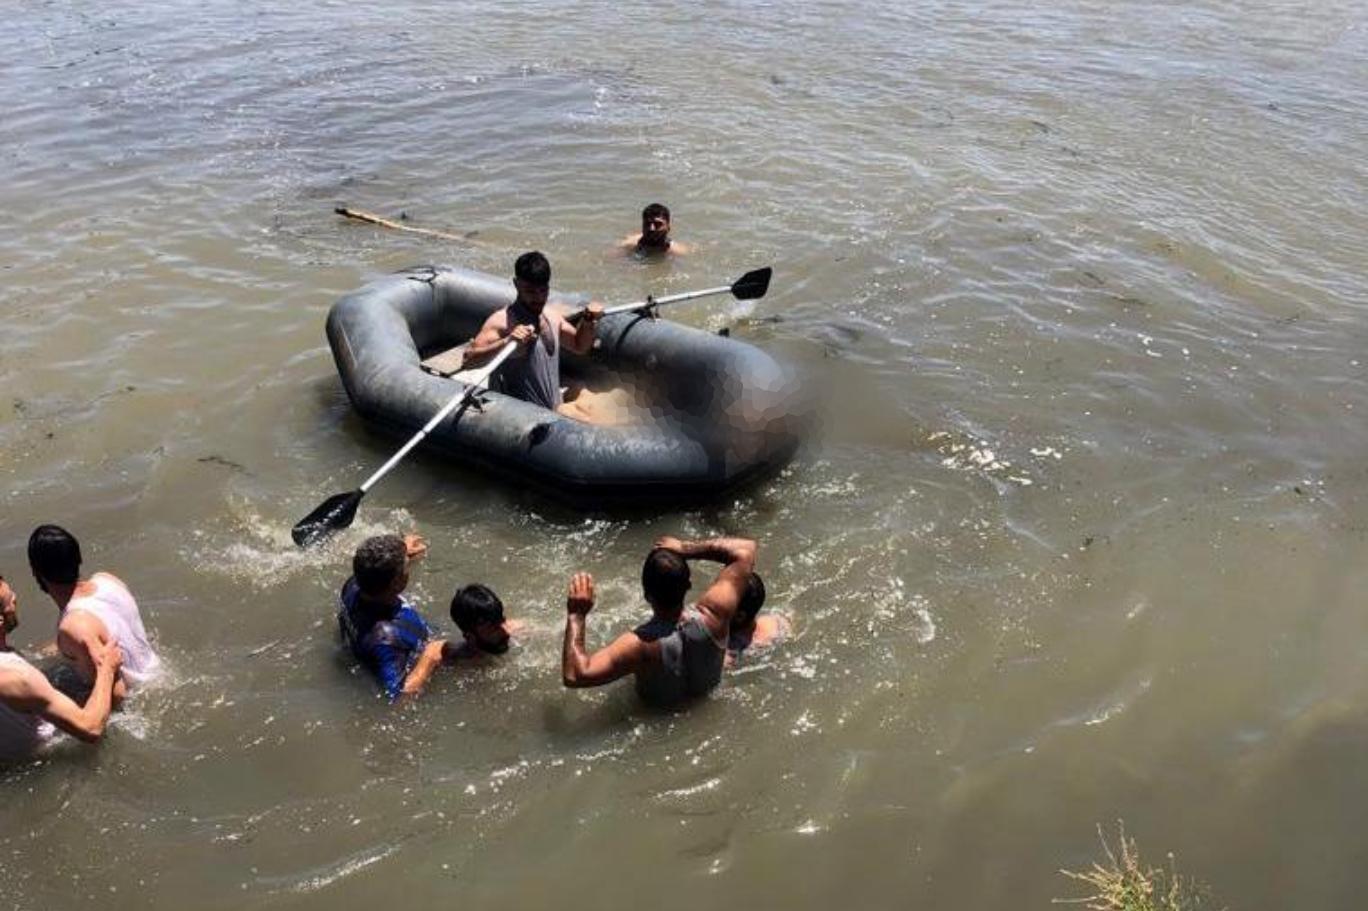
xmin=326 ymin=265 xmax=800 ymax=505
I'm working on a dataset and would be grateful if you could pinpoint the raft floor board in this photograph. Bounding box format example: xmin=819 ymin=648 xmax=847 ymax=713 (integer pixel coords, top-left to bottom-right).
xmin=420 ymin=344 xmax=469 ymax=378
xmin=421 ymin=342 xmax=569 ymax=394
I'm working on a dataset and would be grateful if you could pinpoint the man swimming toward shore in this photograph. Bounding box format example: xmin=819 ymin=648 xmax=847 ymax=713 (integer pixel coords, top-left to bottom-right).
xmin=725 ymin=572 xmax=791 ymax=668
xmin=463 ymin=251 xmax=621 ymax=424
xmin=338 ymin=535 xmax=518 ymax=701
xmin=29 ymin=524 xmax=160 ymax=706
xmin=620 ymin=202 xmax=690 ymax=256
xmin=0 ymin=574 xmax=122 ymax=761
xmin=561 ymin=535 xmax=757 ymax=706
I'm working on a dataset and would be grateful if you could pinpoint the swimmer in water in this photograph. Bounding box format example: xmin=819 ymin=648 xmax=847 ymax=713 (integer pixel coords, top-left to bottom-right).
xmin=0 ymin=574 xmax=122 ymax=761
xmin=725 ymin=572 xmax=791 ymax=668
xmin=561 ymin=535 xmax=756 ymax=707
xmin=337 ymin=533 xmax=449 ymax=701
xmin=28 ymin=524 xmax=160 ymax=706
xmin=446 ymin=584 xmax=524 ymax=660
xmin=620 ymin=202 xmax=691 ymax=257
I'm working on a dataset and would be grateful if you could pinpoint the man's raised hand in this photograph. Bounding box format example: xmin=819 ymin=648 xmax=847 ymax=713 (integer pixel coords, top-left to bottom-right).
xmin=566 ymin=572 xmax=596 ymax=615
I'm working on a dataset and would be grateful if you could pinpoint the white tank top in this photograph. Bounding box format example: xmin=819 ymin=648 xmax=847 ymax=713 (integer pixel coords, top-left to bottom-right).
xmin=64 ymin=574 xmax=160 ymax=686
xmin=0 ymin=651 xmax=55 ymax=760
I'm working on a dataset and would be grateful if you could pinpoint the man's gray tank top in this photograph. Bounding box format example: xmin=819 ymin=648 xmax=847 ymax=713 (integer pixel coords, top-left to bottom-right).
xmin=633 ymin=610 xmax=726 ymax=707
xmin=493 ymin=301 xmax=562 ymax=409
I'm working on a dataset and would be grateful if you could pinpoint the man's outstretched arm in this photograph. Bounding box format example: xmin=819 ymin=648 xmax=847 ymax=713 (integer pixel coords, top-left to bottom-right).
xmin=3 ymin=642 xmax=121 ymax=743
xmin=561 ymin=572 xmax=646 ymax=688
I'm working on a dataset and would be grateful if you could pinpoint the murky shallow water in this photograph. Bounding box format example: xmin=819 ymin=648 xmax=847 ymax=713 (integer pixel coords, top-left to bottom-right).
xmin=2 ymin=1 xmax=1368 ymax=908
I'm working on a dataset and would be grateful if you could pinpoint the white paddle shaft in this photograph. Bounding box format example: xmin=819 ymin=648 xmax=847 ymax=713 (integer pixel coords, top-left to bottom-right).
xmin=359 ymin=340 xmax=518 ymax=492
xmin=600 ymin=284 xmax=732 ymax=317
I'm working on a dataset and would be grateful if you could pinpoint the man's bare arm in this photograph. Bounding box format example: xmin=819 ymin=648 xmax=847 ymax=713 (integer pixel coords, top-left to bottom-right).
xmin=398 ymin=639 xmax=447 ymax=699
xmin=463 ymin=311 xmax=520 ymax=366
xmin=4 ymin=645 xmax=120 ymax=743
xmin=561 ymin=572 xmax=646 ymax=687
xmin=556 ymin=305 xmax=602 ymax=356
xmin=654 ymin=536 xmax=756 ymax=567
xmin=654 ymin=536 xmax=758 ymax=638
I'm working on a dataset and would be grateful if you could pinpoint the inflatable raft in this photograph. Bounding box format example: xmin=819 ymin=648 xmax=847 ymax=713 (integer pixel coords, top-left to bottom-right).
xmin=325 ymin=265 xmax=801 ymax=505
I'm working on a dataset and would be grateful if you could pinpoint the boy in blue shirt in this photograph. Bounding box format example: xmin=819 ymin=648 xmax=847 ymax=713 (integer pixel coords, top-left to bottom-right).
xmin=338 ymin=534 xmax=448 ymax=701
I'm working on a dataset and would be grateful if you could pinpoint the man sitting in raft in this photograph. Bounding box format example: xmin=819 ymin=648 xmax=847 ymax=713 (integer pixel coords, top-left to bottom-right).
xmin=29 ymin=524 xmax=160 ymax=705
xmin=561 ymin=535 xmax=757 ymax=706
xmin=0 ymin=574 xmax=122 ymax=761
xmin=725 ymin=573 xmax=791 ymax=668
xmin=620 ymin=202 xmax=690 ymax=256
xmin=463 ymin=251 xmax=620 ymax=424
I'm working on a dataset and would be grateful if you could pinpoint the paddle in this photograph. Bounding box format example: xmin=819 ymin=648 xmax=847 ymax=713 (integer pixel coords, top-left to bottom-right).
xmin=291 ymin=266 xmax=773 ymax=546
xmin=291 ymin=341 xmax=519 ymax=547
xmin=566 ymin=266 xmax=772 ymax=324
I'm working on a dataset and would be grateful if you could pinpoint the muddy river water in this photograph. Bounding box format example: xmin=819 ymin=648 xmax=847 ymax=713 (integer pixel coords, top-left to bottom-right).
xmin=2 ymin=1 xmax=1367 ymax=908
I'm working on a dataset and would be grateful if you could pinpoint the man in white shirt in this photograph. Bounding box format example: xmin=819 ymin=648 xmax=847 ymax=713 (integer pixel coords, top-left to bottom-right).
xmin=28 ymin=524 xmax=160 ymax=704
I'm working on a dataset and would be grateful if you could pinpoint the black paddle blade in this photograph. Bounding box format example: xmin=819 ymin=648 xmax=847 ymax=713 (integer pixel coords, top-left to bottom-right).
xmin=292 ymin=490 xmax=364 ymax=547
xmin=731 ymin=267 xmax=772 ymax=301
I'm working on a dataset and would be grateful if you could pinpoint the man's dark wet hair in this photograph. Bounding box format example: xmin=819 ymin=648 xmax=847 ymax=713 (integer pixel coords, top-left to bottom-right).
xmin=641 ymin=547 xmax=691 ymax=608
xmin=450 ymin=584 xmax=505 ymax=633
xmin=352 ymin=534 xmax=407 ymax=597
xmin=642 ymin=202 xmax=670 ymax=223
xmin=28 ymin=525 xmax=82 ymax=586
xmin=735 ymin=572 xmax=767 ymax=626
xmin=514 ymin=251 xmax=551 ymax=287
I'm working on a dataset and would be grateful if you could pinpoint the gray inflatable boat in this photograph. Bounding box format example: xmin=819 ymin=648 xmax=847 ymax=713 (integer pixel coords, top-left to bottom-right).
xmin=325 ymin=265 xmax=801 ymax=506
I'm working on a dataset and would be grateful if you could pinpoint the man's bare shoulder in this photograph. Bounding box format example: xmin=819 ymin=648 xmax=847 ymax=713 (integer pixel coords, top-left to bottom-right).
xmin=58 ymin=608 xmax=106 ymax=640
xmin=0 ymin=654 xmax=45 ymax=700
xmin=89 ymin=571 xmax=133 ymax=594
xmin=480 ymin=308 xmax=511 ymax=331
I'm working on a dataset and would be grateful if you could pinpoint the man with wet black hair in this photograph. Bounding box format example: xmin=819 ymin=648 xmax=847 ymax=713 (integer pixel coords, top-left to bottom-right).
xmin=726 ymin=572 xmax=791 ymax=666
xmin=447 ymin=583 xmax=523 ymax=660
xmin=464 ymin=251 xmax=606 ymax=419
xmin=338 ymin=533 xmax=451 ymax=701
xmin=561 ymin=534 xmax=757 ymax=706
xmin=621 ymin=202 xmax=690 ymax=256
xmin=28 ymin=524 xmax=159 ymax=704
xmin=0 ymin=573 xmax=122 ymax=760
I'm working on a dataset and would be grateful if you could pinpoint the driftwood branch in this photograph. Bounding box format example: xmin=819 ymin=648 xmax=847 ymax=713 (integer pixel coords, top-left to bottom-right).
xmin=334 ymin=207 xmax=481 ymax=244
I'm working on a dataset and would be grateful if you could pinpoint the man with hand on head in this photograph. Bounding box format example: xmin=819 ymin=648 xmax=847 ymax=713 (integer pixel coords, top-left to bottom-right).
xmin=0 ymin=573 xmax=122 ymax=761
xmin=29 ymin=524 xmax=160 ymax=706
xmin=561 ymin=534 xmax=757 ymax=707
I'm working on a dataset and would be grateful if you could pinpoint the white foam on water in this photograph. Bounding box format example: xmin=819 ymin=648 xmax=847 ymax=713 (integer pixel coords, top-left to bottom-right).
xmin=283 ymin=843 xmax=400 ymax=894
xmin=183 ymin=498 xmax=416 ymax=589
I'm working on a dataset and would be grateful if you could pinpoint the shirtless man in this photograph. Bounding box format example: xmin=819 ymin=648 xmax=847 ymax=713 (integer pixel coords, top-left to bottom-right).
xmin=28 ymin=525 xmax=160 ymax=705
xmin=725 ymin=572 xmax=792 ymax=667
xmin=620 ymin=203 xmax=690 ymax=256
xmin=0 ymin=574 xmax=122 ymax=761
xmin=561 ymin=535 xmax=757 ymax=706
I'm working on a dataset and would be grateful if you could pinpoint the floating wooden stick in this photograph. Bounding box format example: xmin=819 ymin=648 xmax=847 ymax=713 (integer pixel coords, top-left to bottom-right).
xmin=334 ymin=206 xmax=481 ymax=244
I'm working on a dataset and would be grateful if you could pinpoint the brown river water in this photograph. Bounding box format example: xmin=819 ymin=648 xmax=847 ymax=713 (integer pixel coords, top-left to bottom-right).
xmin=3 ymin=1 xmax=1367 ymax=908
